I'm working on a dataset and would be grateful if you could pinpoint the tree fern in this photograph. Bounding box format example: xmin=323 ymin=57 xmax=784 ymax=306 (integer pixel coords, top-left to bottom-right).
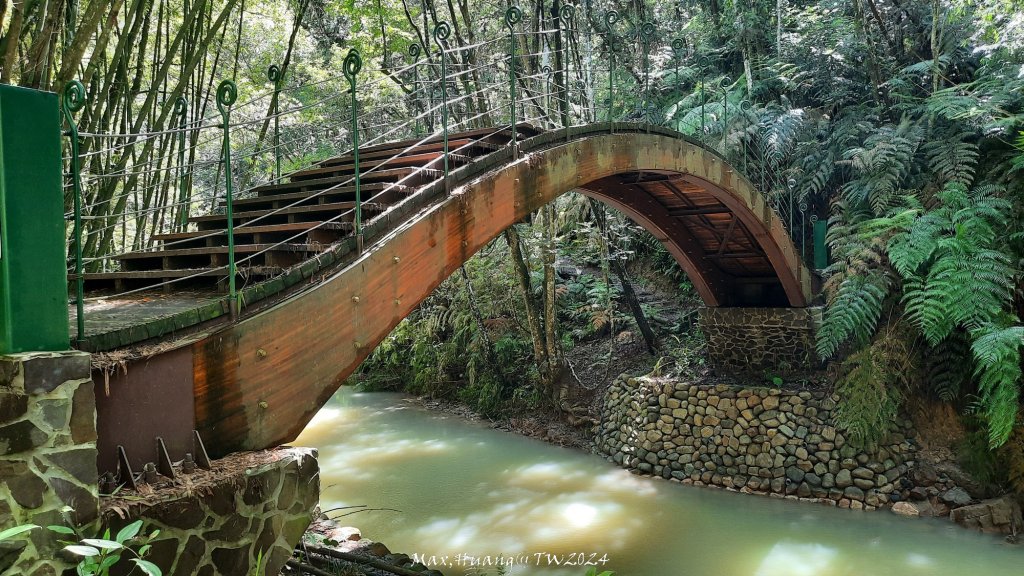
xmin=926 ymin=331 xmax=973 ymax=402
xmin=833 ymin=327 xmax=916 ymax=449
xmin=889 ymin=183 xmax=1015 ymax=345
xmin=971 ymin=324 xmax=1024 ymax=446
xmin=816 ymin=272 xmax=890 ymax=359
xmin=842 ymin=119 xmax=925 ymax=215
xmin=923 ymin=130 xmax=979 ymax=187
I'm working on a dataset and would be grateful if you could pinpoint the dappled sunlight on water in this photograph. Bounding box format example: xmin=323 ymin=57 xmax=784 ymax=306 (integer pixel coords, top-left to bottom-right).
xmin=295 ymin=389 xmax=1024 ymax=576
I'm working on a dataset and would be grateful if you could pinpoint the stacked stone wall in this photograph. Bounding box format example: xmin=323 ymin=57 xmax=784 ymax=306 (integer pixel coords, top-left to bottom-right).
xmin=0 ymin=351 xmax=98 ymax=575
xmin=699 ymin=307 xmax=821 ymax=372
xmin=597 ymin=376 xmax=916 ymax=509
xmin=101 ymin=448 xmax=319 ymax=576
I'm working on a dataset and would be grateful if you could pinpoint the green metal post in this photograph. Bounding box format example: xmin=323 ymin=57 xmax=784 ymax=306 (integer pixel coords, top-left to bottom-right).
xmin=175 ymin=96 xmax=189 ymax=231
xmin=604 ymin=10 xmax=618 ymax=130
xmin=559 ymin=4 xmax=575 ymax=141
xmin=409 ymin=44 xmax=422 ymax=137
xmin=813 ymin=216 xmax=827 ymax=270
xmin=216 ymin=79 xmax=239 ymax=316
xmin=268 ymin=64 xmax=283 ymax=182
xmin=506 ymin=7 xmax=523 ymax=157
xmin=542 ymin=65 xmax=553 ymax=122
xmin=343 ymin=48 xmax=363 ymax=248
xmin=672 ymin=38 xmax=684 ymax=130
xmin=640 ymin=22 xmax=654 ymax=128
xmin=0 ymin=85 xmax=68 ymax=352
xmin=434 ymin=22 xmax=452 ymax=191
xmin=722 ymin=85 xmax=729 ymax=151
xmin=61 ymin=81 xmax=87 ymax=344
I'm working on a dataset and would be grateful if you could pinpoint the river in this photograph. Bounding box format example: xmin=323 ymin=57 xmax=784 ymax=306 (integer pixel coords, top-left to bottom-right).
xmin=294 ymin=388 xmax=1022 ymax=576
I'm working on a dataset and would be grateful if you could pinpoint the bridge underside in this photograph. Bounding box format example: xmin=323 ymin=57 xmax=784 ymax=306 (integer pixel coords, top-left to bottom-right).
xmin=91 ymin=124 xmax=814 ymax=473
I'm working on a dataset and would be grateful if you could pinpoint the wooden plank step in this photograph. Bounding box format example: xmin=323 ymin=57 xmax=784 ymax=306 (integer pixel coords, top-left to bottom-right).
xmin=76 ymin=266 xmax=283 ymax=281
xmin=116 ymin=244 xmax=320 ymax=261
xmin=153 ymin=221 xmax=349 ymax=242
xmin=189 ymin=201 xmax=383 ymax=224
xmin=301 ymin=153 xmax=468 ymax=181
xmin=252 ymin=179 xmax=409 ymax=199
xmin=351 ymin=123 xmax=538 ymax=156
xmin=317 ymin=139 xmax=498 ymax=167
xmin=288 ymin=163 xmax=442 ymax=184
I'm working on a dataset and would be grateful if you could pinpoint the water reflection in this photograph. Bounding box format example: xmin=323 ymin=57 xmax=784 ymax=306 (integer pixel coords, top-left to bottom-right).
xmin=295 ymin=389 xmax=1023 ymax=576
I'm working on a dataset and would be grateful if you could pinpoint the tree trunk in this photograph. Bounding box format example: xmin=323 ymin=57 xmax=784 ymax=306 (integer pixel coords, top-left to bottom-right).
xmin=460 ymin=265 xmax=512 ymax=397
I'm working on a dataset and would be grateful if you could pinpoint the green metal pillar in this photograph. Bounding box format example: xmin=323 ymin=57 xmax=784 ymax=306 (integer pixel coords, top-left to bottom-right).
xmin=813 ymin=217 xmax=828 ymax=270
xmin=0 ymin=84 xmax=70 ymax=353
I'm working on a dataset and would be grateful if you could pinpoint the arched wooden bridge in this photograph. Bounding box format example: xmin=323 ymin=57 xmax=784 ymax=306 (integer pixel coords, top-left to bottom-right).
xmin=87 ymin=123 xmax=814 ymax=472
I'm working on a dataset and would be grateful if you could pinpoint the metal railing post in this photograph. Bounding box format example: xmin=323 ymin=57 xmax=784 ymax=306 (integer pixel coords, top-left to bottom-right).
xmin=175 ymin=96 xmax=189 ymax=231
xmin=434 ymin=22 xmax=452 ymax=192
xmin=268 ymin=64 xmax=283 ymax=182
xmin=542 ymin=65 xmax=553 ymax=123
xmin=505 ymin=7 xmax=523 ymax=157
xmin=216 ymin=79 xmax=239 ymax=316
xmin=559 ymin=4 xmax=575 ymax=141
xmin=640 ymin=22 xmax=655 ymax=129
xmin=62 ymin=80 xmax=87 ymax=344
xmin=343 ymin=48 xmax=363 ymax=250
xmin=408 ymin=44 xmax=422 ymax=137
xmin=603 ymin=10 xmax=619 ymax=131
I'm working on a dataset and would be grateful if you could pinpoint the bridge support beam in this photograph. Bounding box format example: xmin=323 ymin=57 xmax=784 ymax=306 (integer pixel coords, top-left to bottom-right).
xmin=698 ymin=307 xmax=822 ymax=374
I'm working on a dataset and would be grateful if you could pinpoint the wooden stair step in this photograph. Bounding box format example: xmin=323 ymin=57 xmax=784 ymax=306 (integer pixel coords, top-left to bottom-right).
xmin=76 ymin=266 xmax=283 ymax=281
xmin=317 ymin=140 xmax=495 ymax=167
xmin=189 ymin=201 xmax=384 ymax=224
xmin=116 ymin=244 xmax=321 ymax=261
xmin=289 ymin=164 xmax=441 ymax=184
xmin=153 ymin=221 xmax=349 ymax=242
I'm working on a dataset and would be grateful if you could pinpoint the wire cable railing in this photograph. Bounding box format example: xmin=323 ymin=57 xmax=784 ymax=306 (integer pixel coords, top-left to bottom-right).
xmin=61 ymin=8 xmax=823 ymax=346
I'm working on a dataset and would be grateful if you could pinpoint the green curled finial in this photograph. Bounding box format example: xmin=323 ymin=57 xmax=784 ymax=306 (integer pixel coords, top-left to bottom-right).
xmin=640 ymin=22 xmax=656 ymax=43
xmin=343 ymin=48 xmax=362 ymax=84
xmin=216 ymin=79 xmax=237 ymax=115
xmin=672 ymin=38 xmax=685 ymax=53
xmin=604 ymin=10 xmax=619 ymax=32
xmin=434 ymin=21 xmax=452 ymax=45
xmin=174 ymin=95 xmax=188 ymax=117
xmin=268 ymin=64 xmax=282 ymax=84
xmin=542 ymin=64 xmax=552 ymax=76
xmin=559 ymin=3 xmax=575 ymax=24
xmin=408 ymin=43 xmax=422 ymax=59
xmin=505 ymin=6 xmax=523 ymax=28
xmin=62 ymin=80 xmax=86 ymax=116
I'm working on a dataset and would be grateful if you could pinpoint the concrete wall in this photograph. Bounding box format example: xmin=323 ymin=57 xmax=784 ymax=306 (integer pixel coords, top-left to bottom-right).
xmin=596 ymin=376 xmax=917 ymax=509
xmin=699 ymin=307 xmax=822 ymax=373
xmin=0 ymin=351 xmax=98 ymax=574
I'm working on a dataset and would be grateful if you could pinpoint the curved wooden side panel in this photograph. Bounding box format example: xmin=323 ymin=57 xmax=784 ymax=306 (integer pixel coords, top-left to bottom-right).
xmin=193 ymin=133 xmax=812 ymax=455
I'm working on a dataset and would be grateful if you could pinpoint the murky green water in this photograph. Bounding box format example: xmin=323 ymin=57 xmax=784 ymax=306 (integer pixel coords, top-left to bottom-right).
xmin=294 ymin=389 xmax=1022 ymax=576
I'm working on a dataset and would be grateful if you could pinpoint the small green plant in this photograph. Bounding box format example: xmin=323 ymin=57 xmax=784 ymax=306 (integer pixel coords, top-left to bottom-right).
xmin=52 ymin=518 xmax=162 ymax=576
xmin=584 ymin=568 xmax=615 ymax=576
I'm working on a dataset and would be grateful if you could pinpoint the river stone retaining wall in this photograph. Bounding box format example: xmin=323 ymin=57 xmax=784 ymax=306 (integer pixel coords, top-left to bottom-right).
xmin=698 ymin=307 xmax=821 ymax=373
xmin=0 ymin=351 xmax=98 ymax=575
xmin=101 ymin=447 xmax=319 ymax=576
xmin=597 ymin=376 xmax=916 ymax=509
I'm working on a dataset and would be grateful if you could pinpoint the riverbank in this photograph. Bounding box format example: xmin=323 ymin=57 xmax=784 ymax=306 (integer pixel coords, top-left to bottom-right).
xmin=403 ymin=373 xmax=1023 ymax=541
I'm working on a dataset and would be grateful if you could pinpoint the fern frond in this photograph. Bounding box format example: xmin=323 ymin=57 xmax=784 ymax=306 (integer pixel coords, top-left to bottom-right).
xmin=971 ymin=324 xmax=1024 ymax=447
xmin=816 ymin=272 xmax=890 ymax=359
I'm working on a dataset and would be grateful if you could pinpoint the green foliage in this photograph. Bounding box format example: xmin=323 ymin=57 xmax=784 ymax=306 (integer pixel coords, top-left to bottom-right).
xmin=833 ymin=328 xmax=916 ymax=450
xmin=57 ymin=519 xmax=162 ymax=576
xmin=889 ymin=183 xmax=1015 ymax=345
xmin=958 ymin=423 xmax=1011 ymax=489
xmin=970 ymin=325 xmax=1024 ymax=446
